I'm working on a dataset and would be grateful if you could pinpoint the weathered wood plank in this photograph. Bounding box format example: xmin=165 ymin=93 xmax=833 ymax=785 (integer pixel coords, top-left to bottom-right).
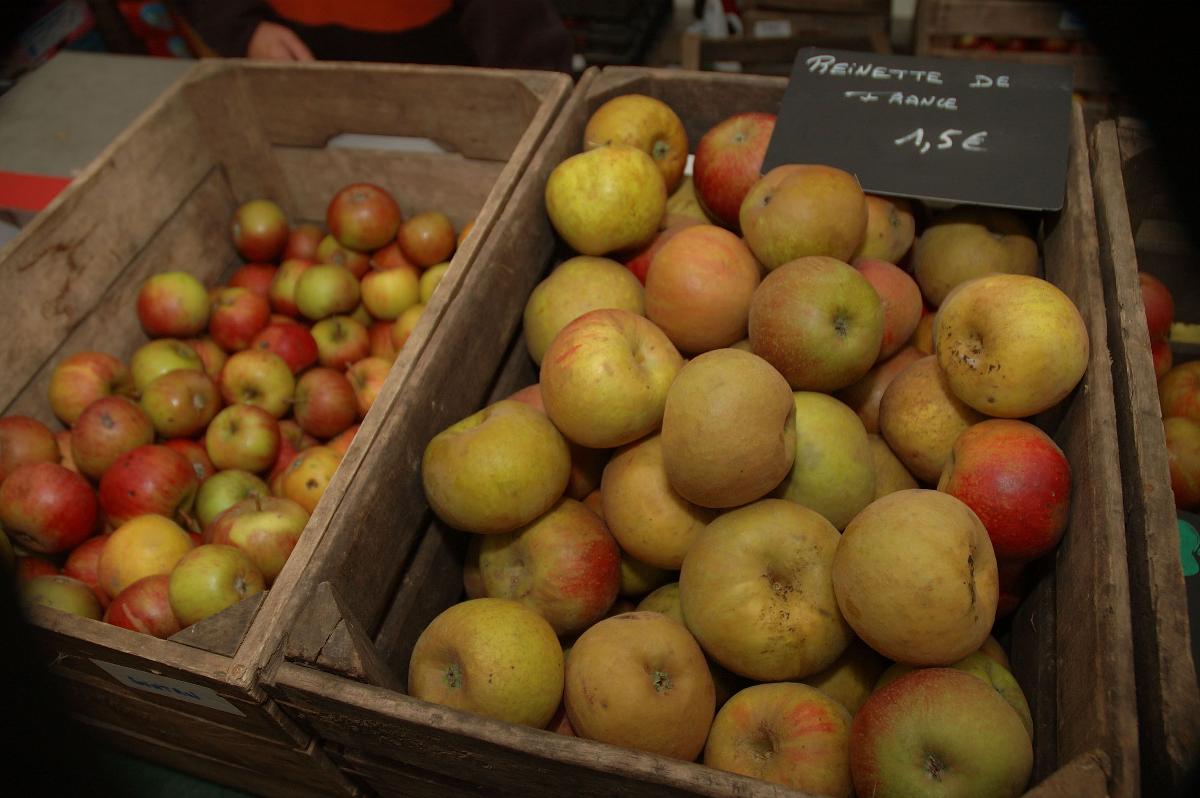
xmin=170 ymin=591 xmax=265 ymax=658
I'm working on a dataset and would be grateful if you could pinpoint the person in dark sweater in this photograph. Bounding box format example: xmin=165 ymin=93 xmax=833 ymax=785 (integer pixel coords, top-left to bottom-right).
xmin=178 ymin=0 xmax=573 ymax=71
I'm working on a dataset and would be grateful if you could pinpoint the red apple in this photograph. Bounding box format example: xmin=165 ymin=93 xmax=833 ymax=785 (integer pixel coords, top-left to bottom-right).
xmin=293 ymin=368 xmax=357 ymax=439
xmin=250 ymin=322 xmax=319 ymax=375
xmin=184 ymin=337 xmax=229 ymax=380
xmin=312 ymin=316 xmax=370 ymax=370
xmin=46 ymin=351 xmax=135 ymax=427
xmin=368 ymin=320 xmax=399 ymax=362
xmin=164 ymin=438 xmax=216 ymax=482
xmin=70 ymin=396 xmax=155 ymax=481
xmin=855 ymin=258 xmax=923 ymax=361
xmin=1153 ymin=339 xmax=1173 ymax=381
xmin=16 ymin=553 xmax=60 ymax=582
xmin=398 ymin=211 xmax=455 ymax=268
xmin=315 ymin=235 xmax=370 ymax=278
xmin=269 ymin=258 xmax=314 ymax=317
xmin=283 ymin=223 xmax=323 ymax=261
xmin=326 ymin=424 xmax=358 ymax=456
xmin=229 ymin=262 xmax=278 ymax=298
xmin=104 ymin=574 xmax=182 ymax=638
xmin=370 ymin=241 xmax=417 ymax=271
xmin=140 ymin=369 xmax=221 ymax=439
xmin=63 ymin=535 xmax=111 ymax=608
xmin=136 ymin=272 xmax=210 ymax=338
xmin=206 ymin=495 xmax=309 ymax=585
xmin=205 ymin=405 xmax=280 ymax=474
xmin=0 ymin=462 xmax=98 ymax=553
xmin=209 ymin=287 xmax=271 ymax=352
xmin=327 ymin=183 xmax=402 ymax=253
xmin=0 ymin=416 xmax=60 ymax=484
xmin=622 ymin=217 xmax=702 ymax=284
xmin=693 ymin=111 xmax=777 ymax=229
xmin=1139 ymin=272 xmax=1174 ymax=341
xmin=231 ymin=199 xmax=288 ymax=263
xmin=99 ymin=444 xmax=200 ymax=530
xmin=218 ymin=349 xmax=296 ymax=418
xmin=347 ymin=357 xmax=391 ymax=417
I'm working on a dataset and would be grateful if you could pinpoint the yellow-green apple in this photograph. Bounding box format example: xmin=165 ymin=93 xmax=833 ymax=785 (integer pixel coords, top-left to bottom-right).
xmin=219 ymin=349 xmax=295 ymax=419
xmin=419 ymin=262 xmax=449 ymax=303
xmin=1140 ymin=271 xmax=1174 ymax=341
xmin=540 ymin=309 xmax=683 ymax=449
xmin=878 ymin=356 xmax=985 ymax=483
xmin=566 ymin=611 xmax=713 ymax=758
xmin=850 ymin=668 xmax=1033 ymax=797
xmin=833 ymin=489 xmax=998 ymax=664
xmin=545 ymin=144 xmax=666 ymax=256
xmin=1153 ymin=339 xmax=1173 ymax=380
xmin=209 ymin=287 xmax=271 ymax=352
xmin=855 ymin=259 xmax=922 ymax=360
xmin=185 ymin=337 xmax=228 ymax=380
xmin=347 ymin=356 xmax=391 ymax=417
xmin=46 ymin=351 xmax=135 ymax=426
xmin=283 ymin=223 xmax=322 ymax=262
xmin=281 ymin=445 xmax=340 ymax=514
xmin=910 ymin=311 xmax=934 ymax=355
xmin=231 ymin=199 xmax=287 ymax=262
xmin=477 ymin=498 xmax=620 ymax=635
xmin=399 ymin=211 xmax=455 ymax=268
xmin=206 ymin=495 xmax=308 ymax=585
xmin=912 ymin=207 xmax=1039 ymax=307
xmin=70 ymin=396 xmax=155 ymax=480
xmin=692 ymin=111 xmax=776 ymax=229
xmin=98 ymin=514 xmax=194 ymax=598
xmin=20 ymin=574 xmax=102 ymax=620
xmin=423 ymin=400 xmax=570 ymax=534
xmin=583 ymin=94 xmax=688 ymax=193
xmin=205 ymin=404 xmax=280 ymax=474
xmin=63 ymin=534 xmax=110 ymax=608
xmin=874 ymin=651 xmax=1032 ymax=737
xmin=622 ymin=217 xmax=701 ymax=285
xmin=0 ymin=462 xmax=97 ymax=553
xmin=229 ymin=262 xmax=277 ymax=298
xmin=600 ymin=432 xmax=715 ymax=569
xmin=164 ymin=439 xmax=215 ymax=483
xmin=939 ymin=419 xmax=1070 ymax=561
xmin=269 ymin=258 xmax=314 ymax=317
xmin=0 ymin=416 xmax=59 ymax=483
xmin=852 ymin=195 xmax=917 ymax=264
xmin=1160 ymin=360 xmax=1200 ymax=422
xmin=250 ymin=322 xmax=318 ymax=374
xmin=136 ymin=271 xmax=210 ymax=339
xmin=315 ymin=234 xmax=370 ymax=278
xmin=408 ymin=597 xmax=564 ymax=728
xmin=774 ymin=392 xmax=874 ymax=530
xmin=295 ymin=264 xmax=361 ymax=321
xmin=390 ymin=303 xmax=426 ymax=351
xmin=644 ymin=225 xmax=761 ymax=354
xmin=130 ymin=338 xmax=204 ymax=394
xmin=867 ymin=434 xmax=919 ymax=499
xmin=935 ymin=274 xmax=1089 ymax=417
xmin=168 ymin=543 xmax=265 ymax=627
xmin=705 ymin=682 xmax=853 ymax=795
xmin=361 ymin=264 xmax=420 ymax=321
xmin=311 ymin=315 xmax=370 ymax=369
xmin=294 ymin=367 xmax=358 ymax=439
xmin=836 ymin=346 xmax=924 ymax=434
xmin=522 ymin=256 xmax=645 ymax=365
xmin=1166 ymin=416 xmax=1200 ymax=509
xmin=98 ymin=444 xmax=199 ymax=529
xmin=740 ymin=165 xmax=868 ymax=269
xmin=681 ymin=499 xmax=851 ymax=680
xmin=104 ymin=574 xmax=181 ymax=638
xmin=327 ymin=182 xmax=401 ymax=252
xmin=505 ymin=383 xmax=608 ymax=501
xmin=370 ymin=240 xmax=416 ymax=271
xmin=140 ymin=369 xmax=220 ymax=438
xmin=750 ymin=256 xmax=883 ymax=391
xmin=618 ymin=552 xmax=673 ymax=597
xmin=979 ymin=637 xmax=1010 ymax=670
xmin=637 ymin=581 xmax=683 ymax=622
xmin=801 ymin=636 xmax=890 ymax=715
xmin=196 ymin=469 xmax=270 ymax=530
xmin=463 ymin=536 xmax=485 ymax=599
xmin=660 ymin=348 xmax=795 ymax=508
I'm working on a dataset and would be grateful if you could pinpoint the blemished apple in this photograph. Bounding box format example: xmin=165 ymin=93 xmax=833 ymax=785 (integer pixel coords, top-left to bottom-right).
xmin=231 ymin=199 xmax=288 ymax=262
xmin=836 ymin=346 xmax=924 ymax=434
xmin=70 ymin=395 xmax=155 ymax=481
xmin=1139 ymin=271 xmax=1174 ymax=341
xmin=46 ymin=351 xmax=135 ymax=426
xmin=205 ymin=495 xmax=309 ymax=586
xmin=269 ymin=258 xmax=314 ymax=317
xmin=0 ymin=462 xmax=97 ymax=554
xmin=704 ymin=682 xmax=853 ymax=795
xmin=295 ymin=264 xmax=361 ymax=321
xmin=293 ymin=367 xmax=358 ymax=439
xmin=850 ymin=668 xmax=1032 ymax=798
xmin=422 ymin=399 xmax=570 ymax=534
xmin=867 ymin=434 xmax=919 ymax=499
xmin=855 ymin=259 xmax=923 ymax=360
xmin=20 ymin=575 xmax=103 ymax=620
xmin=205 ymin=404 xmax=280 ymax=474
xmin=692 ymin=111 xmax=776 ymax=230
xmin=852 ymin=195 xmax=917 ymax=264
xmin=522 ymin=255 xmax=645 ymax=365
xmin=219 ymin=349 xmax=295 ymax=419
xmin=409 ymin=598 xmax=564 ymax=728
xmin=912 ymin=206 xmax=1039 ymax=307
xmin=136 ymin=271 xmax=210 ymax=339
xmin=935 ymin=274 xmax=1089 ymax=418
xmin=140 ymin=368 xmax=220 ymax=439
xmin=566 ymin=611 xmax=714 ymax=760
xmin=583 ymin=94 xmax=689 ymax=193
xmin=600 ymin=433 xmax=715 ymax=570
xmin=1159 ymin=360 xmax=1200 ymax=423
xmin=660 ymin=348 xmax=796 ymax=508
xmin=398 ymin=211 xmax=455 ymax=268
xmin=209 ymin=287 xmax=271 ymax=352
xmin=644 ymin=225 xmax=761 ymax=354
xmin=166 ymin=437 xmax=216 ymax=484
xmin=327 ymin=182 xmax=402 ymax=252
xmin=680 ymin=499 xmax=851 ymax=681
xmin=98 ymin=444 xmax=199 ymax=529
xmin=98 ymin=514 xmax=195 ymax=599
xmin=939 ymin=419 xmax=1071 ymax=561
xmin=130 ymin=338 xmax=204 ymax=394
xmin=168 ymin=543 xmax=265 ymax=627
xmin=740 ymin=164 xmax=868 ymax=269
xmin=801 ymin=636 xmax=891 ymax=715
xmin=544 ymin=144 xmax=666 ymax=256
xmin=1165 ymin=416 xmax=1200 ymax=510
xmin=250 ymin=322 xmax=319 ymax=374
xmin=833 ymin=489 xmax=998 ymax=665
xmin=749 ymin=256 xmax=884 ymax=392
xmin=476 ymin=497 xmax=621 ymax=635
xmin=539 ymin=309 xmax=683 ymax=449
xmin=104 ymin=574 xmax=182 ymax=638
xmin=280 ymin=445 xmax=341 ymax=514
xmin=195 ymin=469 xmax=270 ymax=530
xmin=0 ymin=416 xmax=60 ymax=483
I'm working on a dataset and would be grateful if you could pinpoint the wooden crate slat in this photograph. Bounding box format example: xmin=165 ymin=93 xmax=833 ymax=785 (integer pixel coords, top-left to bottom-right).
xmin=926 ymin=0 xmax=1083 ymax=37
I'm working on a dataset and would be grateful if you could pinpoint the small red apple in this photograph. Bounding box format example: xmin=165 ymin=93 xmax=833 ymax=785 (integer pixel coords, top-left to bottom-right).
xmin=398 ymin=211 xmax=455 ymax=268
xmin=205 ymin=404 xmax=281 ymax=474
xmin=231 ymin=199 xmax=288 ymax=263
xmin=293 ymin=368 xmax=357 ymax=439
xmin=163 ymin=438 xmax=216 ymax=482
xmin=0 ymin=416 xmax=61 ymax=484
xmin=692 ymin=111 xmax=777 ymax=229
xmin=1139 ymin=272 xmax=1174 ymax=342
xmin=136 ymin=272 xmax=210 ymax=339
xmin=250 ymin=323 xmax=319 ymax=375
xmin=70 ymin=396 xmax=155 ymax=481
xmin=46 ymin=351 xmax=135 ymax=427
xmin=228 ymin=263 xmax=278 ymax=298
xmin=283 ymin=223 xmax=323 ymax=261
xmin=99 ymin=444 xmax=200 ymax=530
xmin=1159 ymin=361 xmax=1200 ymax=423
xmin=209 ymin=287 xmax=271 ymax=352
xmin=327 ymin=183 xmax=402 ymax=253
xmin=269 ymin=258 xmax=314 ymax=317
xmin=104 ymin=574 xmax=183 ymax=638
xmin=63 ymin=535 xmax=111 ymax=608
xmin=0 ymin=462 xmax=98 ymax=554
xmin=1166 ymin=416 xmax=1200 ymax=510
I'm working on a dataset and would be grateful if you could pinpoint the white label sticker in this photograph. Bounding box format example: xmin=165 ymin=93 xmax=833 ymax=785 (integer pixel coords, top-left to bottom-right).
xmin=92 ymin=660 xmax=246 ymax=716
xmin=753 ymin=19 xmax=792 ymax=39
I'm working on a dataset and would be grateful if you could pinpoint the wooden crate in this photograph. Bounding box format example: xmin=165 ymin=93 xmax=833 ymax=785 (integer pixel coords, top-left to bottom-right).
xmin=0 ymin=58 xmax=570 ymax=797
xmin=1090 ymin=117 xmax=1200 ymax=798
xmin=255 ymin=66 xmax=1140 ymax=797
xmin=914 ymin=0 xmax=1113 ymax=94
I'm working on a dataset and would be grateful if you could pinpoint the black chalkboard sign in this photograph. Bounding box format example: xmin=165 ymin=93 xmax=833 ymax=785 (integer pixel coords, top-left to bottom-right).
xmin=763 ymin=48 xmax=1074 ymax=211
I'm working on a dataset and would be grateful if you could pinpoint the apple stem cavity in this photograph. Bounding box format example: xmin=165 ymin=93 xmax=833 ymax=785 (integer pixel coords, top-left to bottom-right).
xmin=444 ymin=661 xmax=463 ymax=690
xmin=651 ymin=669 xmax=672 ymax=694
xmin=925 ymin=752 xmax=946 ymax=781
xmin=652 ymin=139 xmax=671 ymax=161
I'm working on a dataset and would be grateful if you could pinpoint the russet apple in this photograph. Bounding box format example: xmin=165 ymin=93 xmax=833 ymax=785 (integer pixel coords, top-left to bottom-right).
xmin=280 ymin=445 xmax=340 ymax=514
xmin=866 ymin=434 xmax=919 ymax=499
xmin=140 ymin=369 xmax=220 ymax=439
xmin=835 ymin=345 xmax=924 ymax=434
xmin=622 ymin=217 xmax=701 ymax=285
xmin=912 ymin=207 xmax=1039 ymax=307
xmin=801 ymin=636 xmax=890 ymax=715
xmin=692 ymin=111 xmax=776 ymax=229
xmin=583 ymin=94 xmax=688 ymax=193
xmin=855 ymin=259 xmax=923 ymax=360
xmin=852 ymin=195 xmax=916 ymax=264
xmin=618 ymin=552 xmax=673 ymax=598
xmin=505 ymin=384 xmax=607 ymax=501
xmin=46 ymin=351 xmax=135 ymax=426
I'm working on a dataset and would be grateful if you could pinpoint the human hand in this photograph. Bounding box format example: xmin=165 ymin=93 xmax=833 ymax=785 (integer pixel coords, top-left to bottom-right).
xmin=247 ymin=21 xmax=314 ymax=60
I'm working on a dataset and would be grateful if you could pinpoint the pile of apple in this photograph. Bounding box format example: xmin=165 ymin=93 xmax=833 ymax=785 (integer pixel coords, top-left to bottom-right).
xmin=952 ymin=35 xmax=1093 ymax=55
xmin=0 ymin=183 xmax=466 ymax=640
xmin=402 ymin=91 xmax=1091 ymax=798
